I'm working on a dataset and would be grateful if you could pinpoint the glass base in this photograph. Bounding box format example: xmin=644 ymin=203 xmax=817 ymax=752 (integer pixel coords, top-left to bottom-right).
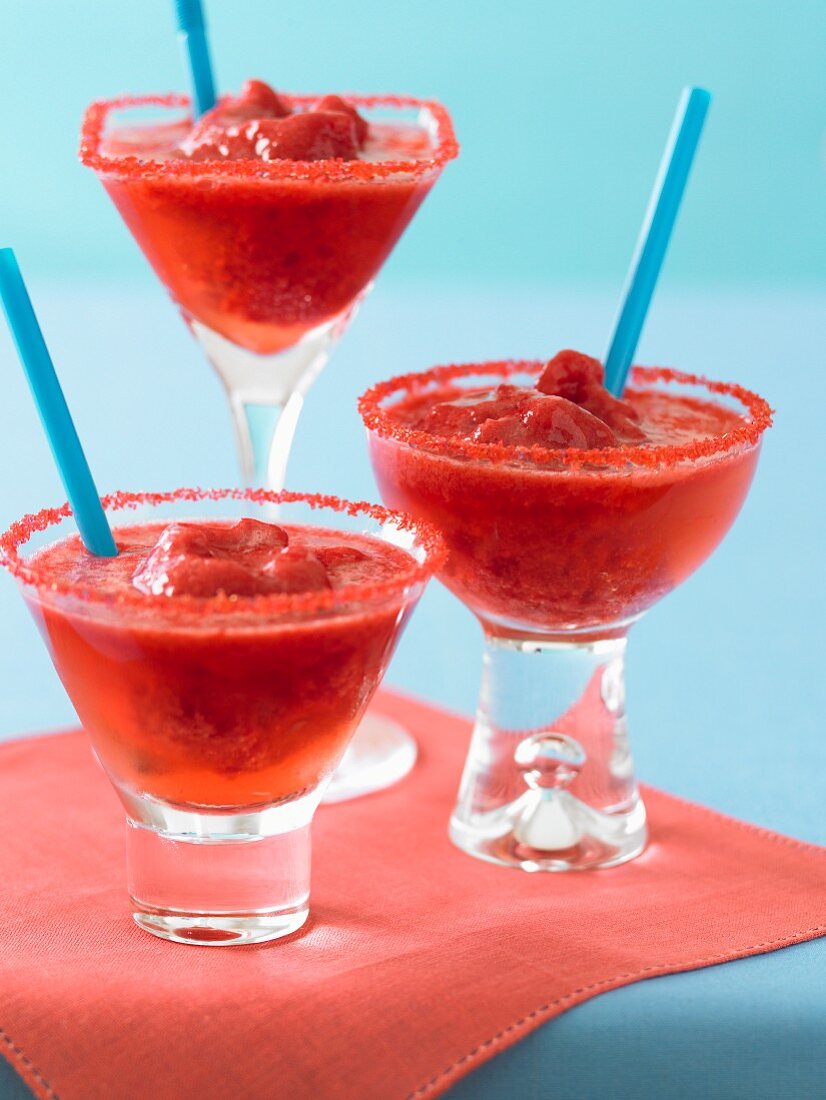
xmin=322 ymin=712 xmax=417 ymax=803
xmin=125 ymin=791 xmax=318 ymax=946
xmin=133 ymin=906 xmax=309 ymax=946
xmin=451 ymin=632 xmax=648 ymax=871
xmin=450 ymin=794 xmax=647 ymax=871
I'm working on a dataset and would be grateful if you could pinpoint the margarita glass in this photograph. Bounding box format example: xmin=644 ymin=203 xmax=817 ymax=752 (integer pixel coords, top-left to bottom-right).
xmin=0 ymin=489 xmax=444 ymax=944
xmin=360 ymin=360 xmax=772 ymax=871
xmin=79 ymin=90 xmax=457 ymax=486
xmin=80 ymin=87 xmax=457 ymax=803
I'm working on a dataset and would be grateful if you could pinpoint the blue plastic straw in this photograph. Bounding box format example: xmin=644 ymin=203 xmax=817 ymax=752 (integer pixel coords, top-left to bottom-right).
xmin=174 ymin=0 xmax=216 ymax=118
xmin=603 ymin=86 xmax=712 ymax=396
xmin=0 ymin=249 xmax=117 ymax=557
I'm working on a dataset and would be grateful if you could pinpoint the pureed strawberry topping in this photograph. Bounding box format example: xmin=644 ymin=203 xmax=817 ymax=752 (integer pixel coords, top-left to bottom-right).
xmin=392 ymin=349 xmax=740 ymax=451
xmin=40 ymin=517 xmax=406 ymax=602
xmin=130 ymin=518 xmax=385 ymax=598
xmin=178 ymin=80 xmax=370 ymax=163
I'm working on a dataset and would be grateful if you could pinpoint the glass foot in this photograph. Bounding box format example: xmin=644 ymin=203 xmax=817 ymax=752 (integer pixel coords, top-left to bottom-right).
xmin=133 ymin=906 xmax=309 ymax=946
xmin=450 ymin=792 xmax=647 ymax=871
xmin=125 ymin=796 xmax=316 ymax=945
xmin=322 ymin=712 xmax=417 ymax=803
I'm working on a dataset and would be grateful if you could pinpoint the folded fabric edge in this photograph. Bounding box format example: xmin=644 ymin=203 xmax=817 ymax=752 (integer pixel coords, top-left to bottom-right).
xmin=409 ymin=921 xmax=826 ymax=1099
xmin=0 ymin=1026 xmax=55 ymax=1100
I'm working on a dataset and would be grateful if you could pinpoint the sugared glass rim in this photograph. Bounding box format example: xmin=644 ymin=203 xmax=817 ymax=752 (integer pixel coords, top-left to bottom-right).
xmin=358 ymin=360 xmax=773 ymax=470
xmin=0 ymin=488 xmax=447 ymax=615
xmin=80 ymin=93 xmax=459 ymax=183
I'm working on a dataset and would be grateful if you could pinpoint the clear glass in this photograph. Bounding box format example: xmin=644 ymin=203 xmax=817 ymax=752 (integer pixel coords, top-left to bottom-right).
xmin=81 ymin=93 xmax=457 ymax=802
xmin=451 ymin=633 xmax=646 ymax=870
xmin=83 ymin=96 xmax=456 ymax=491
xmin=362 ymin=362 xmax=771 ymax=871
xmin=2 ymin=490 xmax=441 ymax=943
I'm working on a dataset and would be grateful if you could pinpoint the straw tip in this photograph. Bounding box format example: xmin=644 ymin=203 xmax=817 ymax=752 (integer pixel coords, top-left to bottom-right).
xmin=685 ymin=86 xmax=712 ymax=108
xmin=0 ymin=248 xmax=18 ymax=277
xmin=174 ymin=0 xmax=206 ymax=31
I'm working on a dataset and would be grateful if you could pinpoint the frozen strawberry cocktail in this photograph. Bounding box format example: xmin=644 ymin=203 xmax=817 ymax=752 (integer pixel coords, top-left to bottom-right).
xmin=1 ymin=490 xmax=444 ymax=943
xmin=80 ymin=80 xmax=458 ymax=354
xmin=362 ymin=354 xmax=771 ymax=873
xmin=361 ymin=351 xmax=772 ymax=636
xmin=4 ymin=492 xmax=442 ymax=811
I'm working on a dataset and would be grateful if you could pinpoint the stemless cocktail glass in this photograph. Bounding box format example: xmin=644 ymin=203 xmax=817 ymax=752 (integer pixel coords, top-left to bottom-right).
xmin=80 ymin=91 xmax=458 ymax=802
xmin=0 ymin=489 xmax=444 ymax=944
xmin=361 ymin=361 xmax=772 ymax=871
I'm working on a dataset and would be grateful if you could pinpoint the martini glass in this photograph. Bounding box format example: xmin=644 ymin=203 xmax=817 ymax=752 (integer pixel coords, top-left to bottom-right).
xmin=0 ymin=488 xmax=444 ymax=944
xmin=361 ymin=361 xmax=772 ymax=871
xmin=80 ymin=92 xmax=458 ymax=799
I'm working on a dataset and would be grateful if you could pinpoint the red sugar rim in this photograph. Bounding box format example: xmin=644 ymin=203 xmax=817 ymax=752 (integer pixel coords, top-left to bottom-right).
xmin=0 ymin=488 xmax=447 ymax=615
xmin=358 ymin=360 xmax=773 ymax=470
xmin=80 ymin=93 xmax=459 ymax=183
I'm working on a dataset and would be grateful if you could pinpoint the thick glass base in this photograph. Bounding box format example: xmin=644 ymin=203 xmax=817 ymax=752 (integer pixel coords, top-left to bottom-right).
xmin=133 ymin=906 xmax=309 ymax=946
xmin=323 ymin=713 xmax=417 ymax=803
xmin=450 ymin=794 xmax=647 ymax=872
xmin=124 ymin=790 xmax=319 ymax=946
xmin=451 ymin=632 xmax=648 ymax=871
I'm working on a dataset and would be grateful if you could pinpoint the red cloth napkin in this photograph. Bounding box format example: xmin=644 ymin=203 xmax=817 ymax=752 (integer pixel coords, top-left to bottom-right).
xmin=2 ymin=691 xmax=826 ymax=1100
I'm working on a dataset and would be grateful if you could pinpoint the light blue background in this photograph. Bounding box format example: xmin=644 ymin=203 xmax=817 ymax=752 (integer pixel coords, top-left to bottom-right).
xmin=0 ymin=2 xmax=825 ymax=1097
xmin=0 ymin=0 xmax=824 ymax=285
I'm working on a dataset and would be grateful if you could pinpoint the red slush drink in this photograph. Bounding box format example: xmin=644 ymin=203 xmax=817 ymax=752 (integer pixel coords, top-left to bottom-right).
xmin=6 ymin=493 xmax=442 ymax=810
xmin=361 ymin=351 xmax=772 ymax=637
xmin=80 ymin=81 xmax=458 ymax=354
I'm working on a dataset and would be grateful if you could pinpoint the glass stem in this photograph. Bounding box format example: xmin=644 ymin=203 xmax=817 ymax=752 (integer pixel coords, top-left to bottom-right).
xmin=450 ymin=630 xmax=648 ymax=870
xmin=230 ymin=390 xmax=305 ymax=490
xmin=188 ymin=314 xmax=340 ymax=490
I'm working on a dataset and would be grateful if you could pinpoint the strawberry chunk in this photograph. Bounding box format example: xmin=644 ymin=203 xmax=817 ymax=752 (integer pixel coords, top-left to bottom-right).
xmin=537 ymin=349 xmax=604 ymax=400
xmin=420 ymin=386 xmax=530 ymax=438
xmin=236 ymin=79 xmax=291 ymax=118
xmin=132 ymin=520 xmax=333 ymax=597
xmin=473 ymin=396 xmax=618 ymax=449
xmin=316 ymin=94 xmax=369 ymax=145
xmin=208 ymin=518 xmax=289 ymax=555
xmin=538 ymin=349 xmax=645 ymax=441
xmin=250 ymin=112 xmax=361 ymax=161
xmin=179 ymin=81 xmax=366 ymax=162
xmin=261 ymin=547 xmax=331 ymax=593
